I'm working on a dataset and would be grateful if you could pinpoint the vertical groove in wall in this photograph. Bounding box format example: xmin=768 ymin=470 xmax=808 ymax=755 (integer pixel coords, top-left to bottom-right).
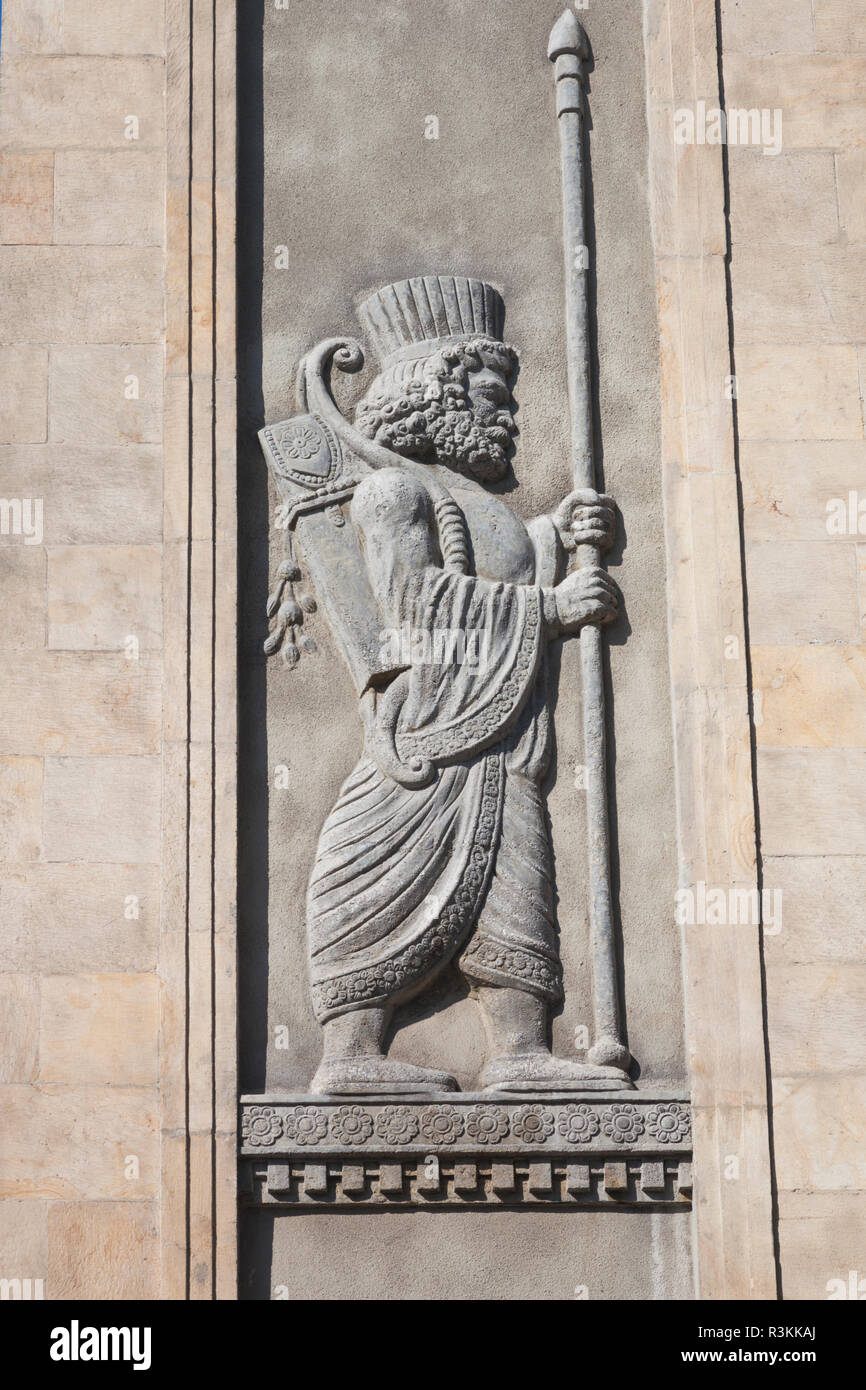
xmin=713 ymin=0 xmax=783 ymax=1303
xmin=214 ymin=0 xmax=239 ymax=1303
xmin=643 ymin=0 xmax=777 ymax=1299
xmin=185 ymin=0 xmax=195 ymax=1303
xmin=209 ymin=0 xmax=219 ymax=1303
xmin=161 ymin=0 xmax=193 ymax=1303
xmin=161 ymin=0 xmax=238 ymax=1300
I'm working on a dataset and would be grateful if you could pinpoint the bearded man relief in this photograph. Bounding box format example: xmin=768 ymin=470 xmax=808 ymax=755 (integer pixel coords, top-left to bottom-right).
xmin=260 ymin=274 xmax=626 ymax=1095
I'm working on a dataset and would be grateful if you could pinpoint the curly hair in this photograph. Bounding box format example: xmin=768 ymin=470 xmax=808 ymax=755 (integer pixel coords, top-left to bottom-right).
xmin=354 ymin=336 xmax=519 ymax=482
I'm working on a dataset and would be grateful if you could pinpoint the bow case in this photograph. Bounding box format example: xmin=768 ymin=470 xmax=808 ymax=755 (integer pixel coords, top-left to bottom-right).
xmin=259 ymin=338 xmax=404 ymax=694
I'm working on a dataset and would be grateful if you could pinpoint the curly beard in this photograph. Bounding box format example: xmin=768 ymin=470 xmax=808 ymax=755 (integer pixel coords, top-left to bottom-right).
xmin=419 ymin=399 xmax=515 ymax=482
xmin=354 ymin=339 xmax=518 ymax=483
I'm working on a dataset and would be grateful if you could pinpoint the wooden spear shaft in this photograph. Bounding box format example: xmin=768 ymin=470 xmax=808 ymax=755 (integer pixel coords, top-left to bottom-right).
xmin=548 ymin=10 xmax=631 ymax=1072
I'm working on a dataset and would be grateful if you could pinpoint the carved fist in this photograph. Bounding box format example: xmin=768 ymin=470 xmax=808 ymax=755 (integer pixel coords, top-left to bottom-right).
xmin=550 ymin=565 xmax=619 ymax=635
xmin=552 ymin=488 xmax=616 ymax=553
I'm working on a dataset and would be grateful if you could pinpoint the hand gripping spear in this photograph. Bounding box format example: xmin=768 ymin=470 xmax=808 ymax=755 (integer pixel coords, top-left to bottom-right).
xmin=548 ymin=10 xmax=631 ymax=1074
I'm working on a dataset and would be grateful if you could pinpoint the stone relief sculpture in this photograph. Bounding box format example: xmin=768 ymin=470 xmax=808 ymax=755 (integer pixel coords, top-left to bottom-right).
xmin=261 ymin=273 xmax=626 ymax=1096
xmin=244 ymin=10 xmax=693 ymax=1214
xmin=259 ymin=12 xmax=637 ymax=1102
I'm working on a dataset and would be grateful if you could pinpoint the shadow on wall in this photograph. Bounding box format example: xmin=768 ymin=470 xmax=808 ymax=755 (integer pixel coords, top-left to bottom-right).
xmin=238 ymin=0 xmax=271 ymax=1097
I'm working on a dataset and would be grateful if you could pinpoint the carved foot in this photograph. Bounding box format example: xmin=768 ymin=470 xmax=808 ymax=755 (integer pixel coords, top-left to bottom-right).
xmin=481 ymin=1052 xmax=633 ymax=1093
xmin=311 ymin=1055 xmax=459 ymax=1097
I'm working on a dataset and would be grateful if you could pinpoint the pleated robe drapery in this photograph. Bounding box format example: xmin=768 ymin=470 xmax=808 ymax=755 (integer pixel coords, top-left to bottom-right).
xmin=307 ymin=498 xmax=565 ymax=1021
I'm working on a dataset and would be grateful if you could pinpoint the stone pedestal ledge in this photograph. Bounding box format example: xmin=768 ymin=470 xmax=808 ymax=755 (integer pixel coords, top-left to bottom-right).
xmin=239 ymin=1092 xmax=692 ymax=1208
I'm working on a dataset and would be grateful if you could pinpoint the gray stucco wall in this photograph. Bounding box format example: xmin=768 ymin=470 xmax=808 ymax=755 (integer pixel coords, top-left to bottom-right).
xmin=238 ymin=0 xmax=691 ymax=1299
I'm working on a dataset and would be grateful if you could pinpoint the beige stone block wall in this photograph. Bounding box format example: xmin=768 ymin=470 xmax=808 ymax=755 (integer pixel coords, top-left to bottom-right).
xmin=0 ymin=345 xmax=48 ymax=441
xmin=0 ymin=152 xmax=54 ymax=243
xmin=0 ymin=2 xmax=165 ymax=1298
xmin=722 ymin=0 xmax=866 ymax=1301
xmin=0 ymin=0 xmax=859 ymax=1304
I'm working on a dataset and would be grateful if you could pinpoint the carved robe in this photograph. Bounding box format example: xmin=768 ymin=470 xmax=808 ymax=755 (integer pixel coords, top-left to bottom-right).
xmin=307 ymin=466 xmax=566 ymax=1020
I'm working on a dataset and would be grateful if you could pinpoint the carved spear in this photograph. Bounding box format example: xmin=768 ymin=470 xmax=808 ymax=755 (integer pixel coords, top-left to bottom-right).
xmin=548 ymin=9 xmax=631 ymax=1073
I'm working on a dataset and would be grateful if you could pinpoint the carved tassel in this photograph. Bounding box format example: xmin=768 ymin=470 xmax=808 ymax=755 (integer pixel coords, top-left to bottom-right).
xmin=264 ymin=536 xmax=317 ymax=665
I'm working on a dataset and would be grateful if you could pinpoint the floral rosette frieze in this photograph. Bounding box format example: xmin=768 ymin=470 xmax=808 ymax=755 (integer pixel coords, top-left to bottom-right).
xmin=329 ymin=1105 xmax=374 ymax=1146
xmin=465 ymin=1105 xmax=509 ymax=1144
xmin=557 ymin=1102 xmax=601 ymax=1145
xmin=601 ymin=1103 xmax=645 ymax=1145
xmin=511 ymin=1104 xmax=555 ymax=1144
xmin=283 ymin=1105 xmax=328 ymax=1146
xmin=647 ymin=1102 xmax=691 ymax=1145
xmin=242 ymin=1105 xmax=283 ymax=1147
xmin=241 ymin=1095 xmax=692 ymax=1160
xmin=375 ymin=1105 xmax=420 ymax=1146
xmin=418 ymin=1104 xmax=465 ymax=1145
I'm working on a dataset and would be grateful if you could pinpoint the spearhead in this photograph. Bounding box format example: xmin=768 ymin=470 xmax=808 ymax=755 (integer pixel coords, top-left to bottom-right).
xmin=548 ymin=9 xmax=588 ymax=115
xmin=547 ymin=8 xmax=589 ymax=63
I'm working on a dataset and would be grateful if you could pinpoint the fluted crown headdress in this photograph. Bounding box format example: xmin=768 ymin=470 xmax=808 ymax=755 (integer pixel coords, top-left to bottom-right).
xmin=358 ymin=275 xmax=505 ymax=367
